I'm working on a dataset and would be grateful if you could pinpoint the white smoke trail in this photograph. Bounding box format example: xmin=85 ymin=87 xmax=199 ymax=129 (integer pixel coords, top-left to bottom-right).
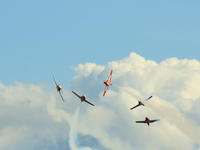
xmin=69 ymin=106 xmax=94 ymax=150
xmin=47 ymin=96 xmax=125 ymax=150
xmin=69 ymin=107 xmax=79 ymax=150
xmin=47 ymin=95 xmax=97 ymax=150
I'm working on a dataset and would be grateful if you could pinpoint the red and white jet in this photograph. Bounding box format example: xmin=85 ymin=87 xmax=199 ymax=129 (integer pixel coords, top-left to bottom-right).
xmin=72 ymin=91 xmax=94 ymax=106
xmin=53 ymin=76 xmax=65 ymax=102
xmin=136 ymin=117 xmax=159 ymax=126
xmin=103 ymin=70 xmax=113 ymax=96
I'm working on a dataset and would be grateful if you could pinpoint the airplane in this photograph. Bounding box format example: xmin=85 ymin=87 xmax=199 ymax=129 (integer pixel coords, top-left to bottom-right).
xmin=53 ymin=75 xmax=65 ymax=102
xmin=72 ymin=91 xmax=94 ymax=106
xmin=103 ymin=70 xmax=113 ymax=96
xmin=136 ymin=117 xmax=160 ymax=126
xmin=130 ymin=96 xmax=153 ymax=110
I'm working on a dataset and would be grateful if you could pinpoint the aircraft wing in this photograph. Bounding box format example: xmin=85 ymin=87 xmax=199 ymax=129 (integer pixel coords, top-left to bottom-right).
xmin=58 ymin=90 xmax=65 ymax=102
xmin=84 ymin=100 xmax=95 ymax=106
xmin=145 ymin=96 xmax=153 ymax=101
xmin=72 ymin=91 xmax=81 ymax=98
xmin=130 ymin=104 xmax=140 ymax=110
xmin=149 ymin=119 xmax=160 ymax=123
xmin=108 ymin=70 xmax=113 ymax=82
xmin=103 ymin=85 xmax=109 ymax=96
xmin=53 ymin=75 xmax=58 ymax=86
xmin=103 ymin=91 xmax=107 ymax=96
xmin=135 ymin=121 xmax=146 ymax=123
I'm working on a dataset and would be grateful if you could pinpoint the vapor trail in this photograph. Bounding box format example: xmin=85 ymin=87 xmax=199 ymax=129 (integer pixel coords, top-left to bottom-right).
xmin=47 ymin=92 xmax=147 ymax=150
xmin=69 ymin=107 xmax=80 ymax=150
xmin=69 ymin=107 xmax=94 ymax=150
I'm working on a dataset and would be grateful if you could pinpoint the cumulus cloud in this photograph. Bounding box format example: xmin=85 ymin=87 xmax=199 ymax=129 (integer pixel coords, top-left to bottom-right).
xmin=0 ymin=82 xmax=68 ymax=150
xmin=0 ymin=52 xmax=200 ymax=150
xmin=70 ymin=52 xmax=200 ymax=150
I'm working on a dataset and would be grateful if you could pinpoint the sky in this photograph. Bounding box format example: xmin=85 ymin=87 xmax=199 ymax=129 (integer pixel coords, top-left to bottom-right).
xmin=0 ymin=1 xmax=200 ymax=150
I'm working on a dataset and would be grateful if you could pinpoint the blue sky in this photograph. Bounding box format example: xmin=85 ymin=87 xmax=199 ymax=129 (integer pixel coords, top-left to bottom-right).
xmin=0 ymin=1 xmax=200 ymax=86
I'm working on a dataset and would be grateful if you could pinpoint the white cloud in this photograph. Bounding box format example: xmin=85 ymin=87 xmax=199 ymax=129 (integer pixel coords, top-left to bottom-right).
xmin=0 ymin=52 xmax=200 ymax=150
xmin=0 ymin=81 xmax=70 ymax=150
xmin=70 ymin=52 xmax=200 ymax=149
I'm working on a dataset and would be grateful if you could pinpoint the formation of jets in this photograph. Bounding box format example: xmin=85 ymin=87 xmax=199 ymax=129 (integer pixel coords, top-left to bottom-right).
xmin=130 ymin=95 xmax=159 ymax=125
xmin=53 ymin=70 xmax=159 ymax=126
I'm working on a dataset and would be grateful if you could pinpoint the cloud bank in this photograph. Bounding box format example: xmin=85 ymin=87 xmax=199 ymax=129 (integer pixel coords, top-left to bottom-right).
xmin=0 ymin=52 xmax=200 ymax=150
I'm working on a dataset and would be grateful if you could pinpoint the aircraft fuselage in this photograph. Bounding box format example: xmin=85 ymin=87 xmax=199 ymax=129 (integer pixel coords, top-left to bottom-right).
xmin=138 ymin=101 xmax=144 ymax=106
xmin=80 ymin=95 xmax=86 ymax=102
xmin=145 ymin=117 xmax=151 ymax=126
xmin=56 ymin=85 xmax=62 ymax=91
xmin=104 ymin=80 xmax=112 ymax=86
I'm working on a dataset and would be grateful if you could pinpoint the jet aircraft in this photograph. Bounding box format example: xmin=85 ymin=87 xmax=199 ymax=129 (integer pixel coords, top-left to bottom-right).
xmin=130 ymin=96 xmax=153 ymax=110
xmin=136 ymin=117 xmax=160 ymax=126
xmin=53 ymin=76 xmax=65 ymax=102
xmin=103 ymin=70 xmax=113 ymax=96
xmin=72 ymin=91 xmax=94 ymax=106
